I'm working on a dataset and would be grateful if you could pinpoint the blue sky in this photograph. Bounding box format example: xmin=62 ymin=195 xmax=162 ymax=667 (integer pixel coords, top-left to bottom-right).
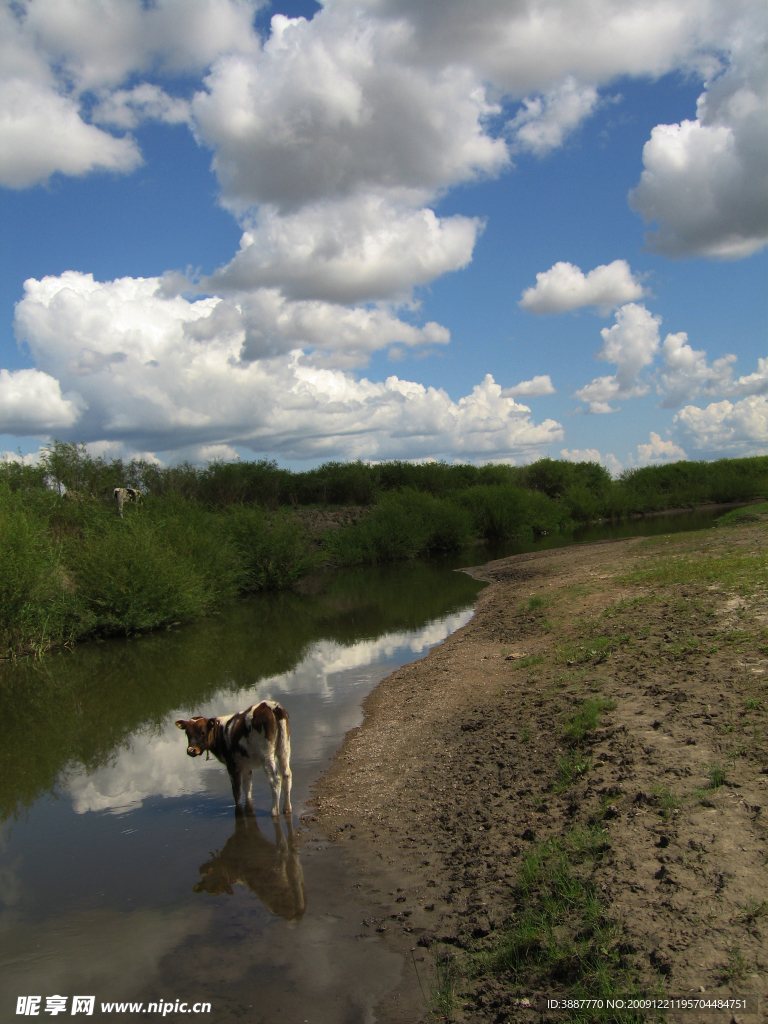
xmin=1 ymin=0 xmax=765 ymax=472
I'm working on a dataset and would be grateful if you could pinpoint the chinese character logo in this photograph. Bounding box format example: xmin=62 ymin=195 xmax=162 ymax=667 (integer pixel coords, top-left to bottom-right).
xmin=70 ymin=998 xmax=94 ymax=1016
xmin=16 ymin=997 xmax=41 ymax=1016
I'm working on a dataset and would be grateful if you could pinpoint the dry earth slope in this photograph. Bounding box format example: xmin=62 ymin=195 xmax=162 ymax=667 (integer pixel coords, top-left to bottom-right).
xmin=309 ymin=520 xmax=768 ymax=1023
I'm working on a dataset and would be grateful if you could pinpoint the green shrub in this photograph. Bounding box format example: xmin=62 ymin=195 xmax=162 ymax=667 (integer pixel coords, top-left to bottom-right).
xmin=67 ymin=517 xmax=211 ymax=633
xmin=224 ymin=505 xmax=317 ymax=589
xmin=0 ymin=489 xmax=74 ymax=654
xmin=327 ymin=489 xmax=474 ymax=564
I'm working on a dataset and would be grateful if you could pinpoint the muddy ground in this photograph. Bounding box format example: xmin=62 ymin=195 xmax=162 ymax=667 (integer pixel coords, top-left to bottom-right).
xmin=308 ymin=520 xmax=768 ymax=1023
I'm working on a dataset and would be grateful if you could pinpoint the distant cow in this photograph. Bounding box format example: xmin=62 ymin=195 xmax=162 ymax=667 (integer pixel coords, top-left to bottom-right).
xmin=194 ymin=813 xmax=306 ymax=921
xmin=113 ymin=486 xmax=143 ymax=518
xmin=176 ymin=700 xmax=292 ymax=817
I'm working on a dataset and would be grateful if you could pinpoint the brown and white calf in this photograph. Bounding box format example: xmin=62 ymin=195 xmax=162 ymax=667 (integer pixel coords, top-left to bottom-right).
xmin=176 ymin=700 xmax=292 ymax=817
xmin=113 ymin=486 xmax=142 ymax=518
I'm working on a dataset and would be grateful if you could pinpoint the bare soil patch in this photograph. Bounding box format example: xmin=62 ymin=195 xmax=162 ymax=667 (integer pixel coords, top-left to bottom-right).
xmin=308 ymin=523 xmax=768 ymax=1022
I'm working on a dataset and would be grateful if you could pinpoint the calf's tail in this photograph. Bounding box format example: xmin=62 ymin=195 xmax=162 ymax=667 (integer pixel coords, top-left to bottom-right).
xmin=272 ymin=704 xmax=290 ymax=763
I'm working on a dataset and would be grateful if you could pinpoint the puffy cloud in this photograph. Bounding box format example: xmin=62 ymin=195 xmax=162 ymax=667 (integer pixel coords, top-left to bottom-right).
xmin=504 ymin=375 xmax=555 ymax=397
xmin=675 ymin=395 xmax=768 ymax=453
xmin=91 ymin=84 xmax=191 ymax=130
xmin=574 ymin=302 xmax=660 ymax=412
xmin=636 ymin=431 xmax=687 ymax=464
xmin=572 ymin=375 xmax=623 ymax=415
xmin=629 ymin=30 xmax=767 ymax=258
xmin=725 ymin=356 xmax=768 ymax=398
xmin=0 ymin=447 xmax=44 ymax=467
xmin=596 ymin=303 xmax=661 ymax=386
xmin=0 ymin=0 xmax=260 ymax=188
xmin=519 ymin=260 xmax=646 ymax=314
xmin=183 ymin=288 xmax=449 ymax=367
xmin=201 ymin=196 xmax=481 ymax=304
xmin=12 ymin=272 xmax=563 ymax=461
xmin=656 ymin=331 xmax=736 ymax=407
xmin=0 ymin=368 xmax=81 ymax=435
xmin=561 ymin=447 xmax=623 ymax=476
xmin=18 ymin=0 xmax=262 ymax=93
xmin=507 ymin=77 xmax=599 ymax=156
xmin=358 ymin=0 xmax=744 ymax=93
xmin=192 ymin=10 xmax=508 ymax=214
xmin=0 ymin=76 xmax=141 ymax=189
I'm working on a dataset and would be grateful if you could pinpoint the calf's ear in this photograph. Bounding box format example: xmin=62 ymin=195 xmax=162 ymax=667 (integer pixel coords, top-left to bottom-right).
xmin=175 ymin=720 xmax=187 ymax=730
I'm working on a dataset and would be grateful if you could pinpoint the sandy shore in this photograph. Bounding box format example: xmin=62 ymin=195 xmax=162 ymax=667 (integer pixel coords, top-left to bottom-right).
xmin=308 ymin=522 xmax=768 ymax=1022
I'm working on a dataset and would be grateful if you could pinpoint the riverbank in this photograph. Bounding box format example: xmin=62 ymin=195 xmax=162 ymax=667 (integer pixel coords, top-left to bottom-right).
xmin=309 ymin=519 xmax=768 ymax=1022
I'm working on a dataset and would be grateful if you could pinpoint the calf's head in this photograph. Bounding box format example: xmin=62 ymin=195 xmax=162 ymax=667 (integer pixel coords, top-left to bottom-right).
xmin=175 ymin=716 xmax=215 ymax=757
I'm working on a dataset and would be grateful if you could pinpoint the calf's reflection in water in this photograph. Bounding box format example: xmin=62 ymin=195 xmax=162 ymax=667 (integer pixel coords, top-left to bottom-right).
xmin=193 ymin=812 xmax=306 ymax=922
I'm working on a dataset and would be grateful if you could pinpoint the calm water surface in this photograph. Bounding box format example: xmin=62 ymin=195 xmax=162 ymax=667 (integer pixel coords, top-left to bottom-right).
xmin=0 ymin=511 xmax=727 ymax=1020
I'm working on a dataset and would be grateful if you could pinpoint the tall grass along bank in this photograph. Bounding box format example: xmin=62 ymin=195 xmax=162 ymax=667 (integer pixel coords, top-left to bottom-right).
xmin=1 ymin=444 xmax=765 ymax=657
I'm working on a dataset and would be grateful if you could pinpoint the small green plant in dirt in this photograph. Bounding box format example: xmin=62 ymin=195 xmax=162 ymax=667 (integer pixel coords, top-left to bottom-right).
xmin=744 ymin=698 xmax=763 ymax=711
xmin=525 ymin=594 xmax=551 ymax=613
xmin=430 ymin=948 xmax=460 ymax=1017
xmin=707 ymin=763 xmax=727 ymax=789
xmin=562 ymin=697 xmax=616 ymax=745
xmin=511 ymin=653 xmax=544 ymax=671
xmin=722 ymin=945 xmax=748 ymax=982
xmin=651 ymin=786 xmax=679 ymax=819
xmin=555 ymin=751 xmax=591 ymax=792
xmin=739 ymin=897 xmax=768 ymax=925
xmin=474 ymin=828 xmax=645 ymax=1022
xmin=520 ymin=725 xmax=531 ymax=743
xmin=559 ymin=637 xmax=622 ymax=665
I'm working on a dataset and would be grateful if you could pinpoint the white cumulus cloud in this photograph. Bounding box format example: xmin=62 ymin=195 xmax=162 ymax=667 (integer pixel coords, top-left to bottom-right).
xmin=0 ymin=368 xmax=81 ymax=435
xmin=675 ymin=395 xmax=768 ymax=453
xmin=504 ymin=375 xmax=556 ymax=398
xmin=12 ymin=272 xmax=563 ymax=461
xmin=629 ymin=28 xmax=767 ymax=258
xmin=191 ymin=9 xmax=509 ymax=214
xmin=636 ymin=431 xmax=687 ymax=464
xmin=201 ymin=196 xmax=481 ymax=304
xmin=0 ymin=0 xmax=261 ymax=189
xmin=0 ymin=76 xmax=142 ymax=189
xmin=574 ymin=302 xmax=661 ymax=412
xmin=724 ymin=356 xmax=768 ymax=398
xmin=519 ymin=260 xmax=646 ymax=314
xmin=91 ymin=84 xmax=192 ymax=130
xmin=561 ymin=447 xmax=623 ymax=476
xmin=507 ymin=77 xmax=599 ymax=156
xmin=656 ymin=331 xmax=736 ymax=407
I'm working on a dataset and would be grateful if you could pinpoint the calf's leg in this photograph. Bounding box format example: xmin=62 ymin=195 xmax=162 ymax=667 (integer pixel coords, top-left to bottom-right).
xmin=262 ymin=756 xmax=282 ymax=818
xmin=242 ymin=769 xmax=254 ymax=809
xmin=229 ymin=767 xmax=243 ymax=807
xmin=276 ymin=724 xmax=293 ymax=816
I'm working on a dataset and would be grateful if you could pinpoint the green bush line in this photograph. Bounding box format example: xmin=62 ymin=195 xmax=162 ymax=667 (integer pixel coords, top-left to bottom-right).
xmin=2 ymin=444 xmax=765 ymax=656
xmin=5 ymin=442 xmax=766 ymax=516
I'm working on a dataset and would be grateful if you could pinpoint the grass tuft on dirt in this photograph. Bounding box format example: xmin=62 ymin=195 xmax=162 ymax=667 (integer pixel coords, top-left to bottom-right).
xmin=476 ymin=828 xmax=646 ymax=1022
xmin=562 ymin=698 xmax=617 ymax=746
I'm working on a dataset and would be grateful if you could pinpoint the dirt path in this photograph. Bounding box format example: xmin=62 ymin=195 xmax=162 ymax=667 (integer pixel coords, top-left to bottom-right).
xmin=307 ymin=523 xmax=768 ymax=1022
